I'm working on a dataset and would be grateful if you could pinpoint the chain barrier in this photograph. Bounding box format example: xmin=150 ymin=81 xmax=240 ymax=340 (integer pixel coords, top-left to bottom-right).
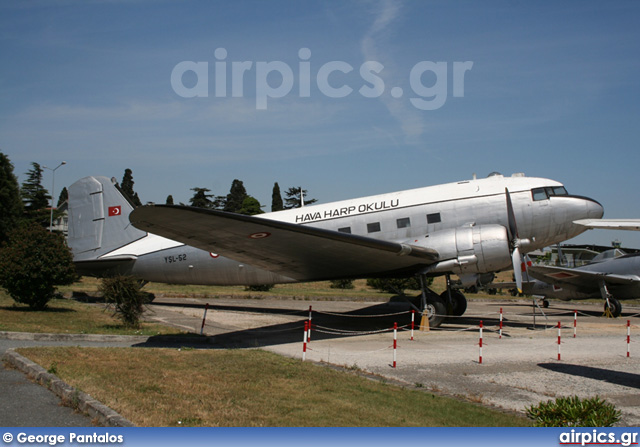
xmin=316 ymin=310 xmax=410 ymax=318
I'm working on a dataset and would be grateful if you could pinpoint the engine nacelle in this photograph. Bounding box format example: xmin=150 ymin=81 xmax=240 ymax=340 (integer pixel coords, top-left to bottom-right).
xmin=416 ymin=224 xmax=512 ymax=275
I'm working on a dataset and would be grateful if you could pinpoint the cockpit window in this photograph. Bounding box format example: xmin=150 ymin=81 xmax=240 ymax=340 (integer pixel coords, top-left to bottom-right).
xmin=547 ymin=186 xmax=568 ymax=196
xmin=532 ymin=186 xmax=569 ymax=201
xmin=532 ymin=188 xmax=548 ymax=201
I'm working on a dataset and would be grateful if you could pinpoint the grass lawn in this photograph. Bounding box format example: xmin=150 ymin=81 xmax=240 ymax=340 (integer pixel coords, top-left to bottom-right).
xmin=57 ymin=274 xmax=519 ymax=301
xmin=0 ymin=289 xmax=183 ymax=336
xmin=17 ymin=346 xmax=530 ymax=427
xmin=4 ymin=275 xmax=531 ymax=427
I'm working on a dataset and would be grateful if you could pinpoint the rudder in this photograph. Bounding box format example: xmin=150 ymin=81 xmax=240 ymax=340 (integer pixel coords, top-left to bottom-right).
xmin=68 ymin=176 xmax=146 ymax=262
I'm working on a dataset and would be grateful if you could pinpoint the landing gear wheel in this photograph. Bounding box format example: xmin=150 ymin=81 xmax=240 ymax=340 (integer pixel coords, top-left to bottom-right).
xmin=604 ymin=297 xmax=622 ymax=318
xmin=542 ymin=299 xmax=549 ymax=309
xmin=425 ymin=295 xmax=446 ymax=328
xmin=440 ymin=290 xmax=467 ymax=316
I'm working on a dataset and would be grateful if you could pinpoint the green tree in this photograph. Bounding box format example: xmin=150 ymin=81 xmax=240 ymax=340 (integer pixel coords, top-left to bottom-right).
xmin=189 ymin=187 xmax=214 ymax=208
xmin=121 ymin=168 xmax=142 ymax=207
xmin=284 ymin=187 xmax=317 ymax=209
xmin=0 ymin=152 xmax=24 ymax=242
xmin=166 ymin=195 xmax=174 ymax=205
xmin=0 ymin=223 xmax=77 ymax=310
xmin=271 ymin=182 xmax=284 ymax=212
xmin=20 ymin=162 xmax=51 ymax=226
xmin=57 ymin=186 xmax=68 ymax=207
xmin=224 ymin=179 xmax=247 ymax=213
xmin=238 ymin=196 xmax=264 ymax=215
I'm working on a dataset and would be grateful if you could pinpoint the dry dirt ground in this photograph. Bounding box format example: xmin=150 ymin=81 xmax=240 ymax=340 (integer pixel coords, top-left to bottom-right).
xmin=145 ymin=296 xmax=640 ymax=426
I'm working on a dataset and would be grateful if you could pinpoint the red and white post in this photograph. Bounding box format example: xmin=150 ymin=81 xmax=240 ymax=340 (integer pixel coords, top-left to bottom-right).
xmin=308 ymin=305 xmax=313 ymax=342
xmin=557 ymin=321 xmax=562 ymax=361
xmin=200 ymin=303 xmax=209 ymax=335
xmin=393 ymin=322 xmax=398 ymax=368
xmin=574 ymin=310 xmax=577 ymax=338
xmin=410 ymin=310 xmax=415 ymax=341
xmin=499 ymin=308 xmax=503 ymax=339
xmin=627 ymin=320 xmax=631 ymax=358
xmin=479 ymin=320 xmax=483 ymax=364
xmin=302 ymin=321 xmax=308 ymax=361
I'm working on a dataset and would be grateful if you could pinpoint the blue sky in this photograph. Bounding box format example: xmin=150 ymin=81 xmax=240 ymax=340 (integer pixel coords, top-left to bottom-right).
xmin=1 ymin=0 xmax=639 ymax=247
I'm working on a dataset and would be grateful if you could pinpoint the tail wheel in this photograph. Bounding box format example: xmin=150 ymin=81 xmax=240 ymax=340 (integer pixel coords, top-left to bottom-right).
xmin=604 ymin=297 xmax=622 ymax=318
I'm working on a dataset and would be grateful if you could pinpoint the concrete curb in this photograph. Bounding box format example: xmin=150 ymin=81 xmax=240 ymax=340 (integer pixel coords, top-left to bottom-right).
xmin=2 ymin=349 xmax=134 ymax=427
xmin=0 ymin=331 xmax=214 ymax=344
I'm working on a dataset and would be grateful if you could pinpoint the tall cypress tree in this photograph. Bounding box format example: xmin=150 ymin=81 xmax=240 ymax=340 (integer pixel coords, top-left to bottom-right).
xmin=271 ymin=182 xmax=284 ymax=212
xmin=21 ymin=163 xmax=50 ymax=210
xmin=20 ymin=162 xmax=51 ymax=226
xmin=0 ymin=152 xmax=24 ymax=242
xmin=121 ymin=168 xmax=142 ymax=207
xmin=57 ymin=187 xmax=68 ymax=207
xmin=224 ymin=179 xmax=247 ymax=213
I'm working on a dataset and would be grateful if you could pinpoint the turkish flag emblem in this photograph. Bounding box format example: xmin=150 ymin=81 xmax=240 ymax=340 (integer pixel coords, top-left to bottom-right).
xmin=108 ymin=206 xmax=121 ymax=217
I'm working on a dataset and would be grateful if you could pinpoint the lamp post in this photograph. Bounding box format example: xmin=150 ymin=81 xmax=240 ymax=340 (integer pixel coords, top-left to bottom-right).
xmin=43 ymin=161 xmax=67 ymax=232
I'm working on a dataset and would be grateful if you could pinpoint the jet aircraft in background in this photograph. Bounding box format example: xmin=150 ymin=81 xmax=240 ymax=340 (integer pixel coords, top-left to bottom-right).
xmin=68 ymin=173 xmax=604 ymax=327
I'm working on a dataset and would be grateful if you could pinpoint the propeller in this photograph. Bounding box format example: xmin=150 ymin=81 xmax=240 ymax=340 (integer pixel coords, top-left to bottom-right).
xmin=505 ymin=188 xmax=524 ymax=294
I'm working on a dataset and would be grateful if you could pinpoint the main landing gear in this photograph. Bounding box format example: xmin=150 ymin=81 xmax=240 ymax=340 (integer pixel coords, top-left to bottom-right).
xmin=415 ymin=274 xmax=468 ymax=328
xmin=599 ymin=280 xmax=622 ymax=318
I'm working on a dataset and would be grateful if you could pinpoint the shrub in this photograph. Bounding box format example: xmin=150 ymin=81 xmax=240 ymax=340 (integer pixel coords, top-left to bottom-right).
xmin=99 ymin=275 xmax=147 ymax=328
xmin=0 ymin=223 xmax=77 ymax=310
xmin=330 ymin=279 xmax=354 ymax=289
xmin=245 ymin=284 xmax=274 ymax=292
xmin=526 ymin=396 xmax=621 ymax=427
xmin=366 ymin=277 xmax=426 ymax=294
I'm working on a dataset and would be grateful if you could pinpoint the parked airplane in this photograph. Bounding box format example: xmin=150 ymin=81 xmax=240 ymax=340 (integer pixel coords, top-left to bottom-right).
xmin=68 ymin=173 xmax=604 ymax=327
xmin=512 ymin=218 xmax=640 ymax=317
xmin=523 ymin=248 xmax=640 ymax=317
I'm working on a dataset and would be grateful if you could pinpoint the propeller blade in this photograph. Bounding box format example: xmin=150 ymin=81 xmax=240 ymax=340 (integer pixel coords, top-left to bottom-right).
xmin=505 ymin=188 xmax=519 ymax=241
xmin=512 ymin=246 xmax=523 ymax=294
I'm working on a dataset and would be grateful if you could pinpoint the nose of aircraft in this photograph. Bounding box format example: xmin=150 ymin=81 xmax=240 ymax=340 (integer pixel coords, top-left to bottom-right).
xmin=585 ymin=197 xmax=605 ymax=219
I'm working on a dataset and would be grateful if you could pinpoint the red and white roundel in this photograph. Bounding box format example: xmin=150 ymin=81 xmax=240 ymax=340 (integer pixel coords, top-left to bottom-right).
xmin=209 ymin=252 xmax=219 ymax=258
xmin=248 ymin=232 xmax=271 ymax=239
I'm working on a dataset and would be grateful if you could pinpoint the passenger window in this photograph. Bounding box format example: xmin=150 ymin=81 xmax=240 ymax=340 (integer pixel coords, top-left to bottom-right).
xmin=427 ymin=213 xmax=441 ymax=224
xmin=532 ymin=188 xmax=548 ymax=201
xmin=367 ymin=222 xmax=381 ymax=233
xmin=338 ymin=227 xmax=351 ymax=234
xmin=396 ymin=217 xmax=411 ymax=229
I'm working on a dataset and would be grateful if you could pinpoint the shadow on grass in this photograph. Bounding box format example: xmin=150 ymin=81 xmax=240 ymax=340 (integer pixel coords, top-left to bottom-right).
xmin=1 ymin=305 xmax=76 ymax=313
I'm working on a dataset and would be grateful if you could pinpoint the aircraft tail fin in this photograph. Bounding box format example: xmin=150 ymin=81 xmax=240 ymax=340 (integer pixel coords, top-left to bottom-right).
xmin=68 ymin=176 xmax=146 ymax=263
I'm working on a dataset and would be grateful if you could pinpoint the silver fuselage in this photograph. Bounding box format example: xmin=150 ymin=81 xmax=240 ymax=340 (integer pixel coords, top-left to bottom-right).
xmin=105 ymin=174 xmax=603 ymax=285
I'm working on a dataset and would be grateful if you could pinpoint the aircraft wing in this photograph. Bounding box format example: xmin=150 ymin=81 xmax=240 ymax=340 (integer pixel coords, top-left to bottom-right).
xmin=528 ymin=265 xmax=640 ymax=287
xmin=130 ymin=205 xmax=439 ymax=281
xmin=574 ymin=219 xmax=640 ymax=231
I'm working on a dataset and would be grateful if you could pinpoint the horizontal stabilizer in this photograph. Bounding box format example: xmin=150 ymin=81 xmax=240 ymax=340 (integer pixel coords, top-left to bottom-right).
xmin=74 ymin=255 xmax=137 ymax=277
